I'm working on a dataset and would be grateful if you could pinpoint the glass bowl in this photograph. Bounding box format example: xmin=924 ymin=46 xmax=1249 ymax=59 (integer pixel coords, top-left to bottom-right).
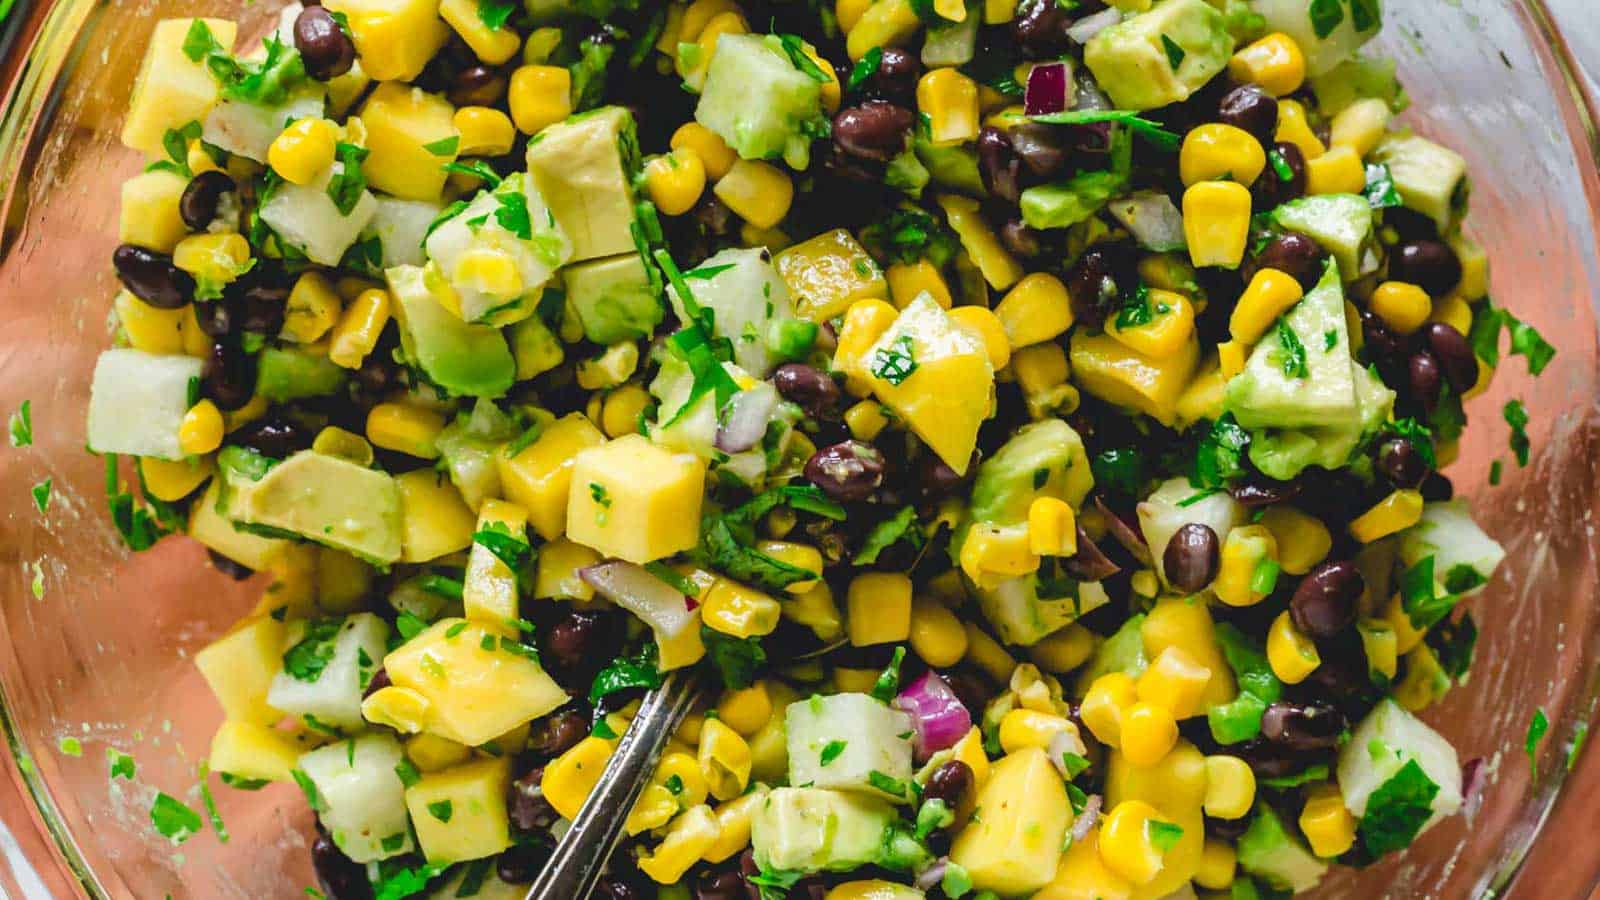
xmin=0 ymin=1 xmax=1597 ymax=897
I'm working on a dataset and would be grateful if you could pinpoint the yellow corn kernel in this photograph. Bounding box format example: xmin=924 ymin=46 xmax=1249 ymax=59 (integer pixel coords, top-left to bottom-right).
xmin=1257 ymin=506 xmax=1332 ymax=576
xmin=173 ymin=232 xmax=252 ymax=286
xmin=328 ymin=288 xmax=391 ymax=369
xmin=1081 ymin=672 xmax=1138 ymax=747
xmin=596 ymin=384 xmax=647 ymax=439
xmin=645 ymin=148 xmax=709 ymax=217
xmin=268 ymin=117 xmax=339 ymax=185
xmin=1370 ymin=280 xmax=1432 ymax=335
xmin=1180 ymin=123 xmax=1267 ymax=188
xmin=962 ymin=621 xmax=1017 ymax=683
xmin=703 ymin=784 xmax=769 ymax=863
xmin=917 ymin=68 xmax=980 ymax=146
xmin=698 ymin=718 xmax=752 ymax=801
xmin=847 ymin=572 xmax=913 ymax=646
xmin=1299 ymin=783 xmax=1357 ymax=858
xmin=1267 ymin=610 xmax=1321 ymax=684
xmin=1195 ymin=838 xmax=1238 ymax=890
xmin=1213 ymin=525 xmax=1279 ymax=607
xmin=717 ymin=683 xmax=773 ymax=737
xmin=959 ymin=523 xmax=1041 ymax=588
xmin=887 ymin=260 xmax=953 ymax=309
xmin=452 ymin=106 xmax=516 ymax=156
xmin=1330 ymin=97 xmax=1392 ymax=157
xmin=1105 ymin=289 xmax=1196 ymax=359
xmin=360 ymin=685 xmax=430 ymax=733
xmin=575 ymin=342 xmax=640 ymax=391
xmin=836 ymin=0 xmax=872 ymax=31
xmin=671 ymin=122 xmax=738 ymax=181
xmin=1449 ymin=232 xmax=1489 ymax=300
xmin=937 ymin=193 xmax=1023 ymax=290
xmin=1306 ymin=144 xmax=1367 ymax=195
xmin=638 ymin=805 xmax=722 ymax=883
xmin=114 ymin=291 xmax=186 ymax=355
xmin=949 ymin=304 xmax=1012 ymax=371
xmin=508 ymin=65 xmax=573 ymax=134
xmin=702 ymin=580 xmax=783 ymax=638
xmin=1350 ymin=489 xmax=1425 ymax=543
xmin=1011 ymin=341 xmax=1069 ymax=393
xmin=679 ymin=0 xmax=739 ymax=43
xmin=756 ymin=540 xmax=824 ymax=594
xmin=1183 ymin=181 xmax=1253 ymax=269
xmin=681 ymin=10 xmax=750 ymax=85
xmin=542 ymin=735 xmax=617 ymax=820
xmin=1275 ymin=98 xmax=1326 ymax=160
xmin=626 ymin=783 xmax=681 ymax=835
xmin=1136 ymin=646 xmax=1212 ymax=720
xmin=1202 ymin=755 xmax=1256 ymax=820
xmin=994 ymin=272 xmax=1074 ymax=348
xmin=908 ymin=597 xmax=968 ymax=667
xmin=657 ymin=751 xmax=710 ymax=808
xmin=178 ymin=400 xmax=225 ymax=456
xmin=186 ymin=139 xmax=221 ymax=176
xmin=1430 ymin=292 xmax=1473 ymax=337
xmin=846 ymin=0 xmax=919 ymax=61
xmin=1230 ymin=268 xmax=1305 ymax=344
xmin=1228 ymin=32 xmax=1307 ymax=97
xmin=439 ymin=0 xmax=522 ymax=64
xmin=1380 ymin=591 xmax=1429 ymax=655
xmin=1119 ymin=702 xmax=1178 ymax=767
xmin=1027 ymin=624 xmax=1094 ymax=674
xmin=801 ymin=44 xmax=842 ymax=113
xmin=1218 ymin=340 xmax=1248 ymax=378
xmin=1358 ymin=618 xmax=1400 ymax=680
xmin=366 ymin=403 xmax=447 ymax=459
xmin=998 ymin=708 xmax=1076 ymax=755
xmin=336 ymin=276 xmax=380 ymax=302
xmin=1027 ymin=496 xmax=1077 ymax=557
xmin=1098 ymin=800 xmax=1168 ymax=885
xmin=713 ymin=159 xmax=794 ymax=230
xmin=280 ymin=273 xmax=342 ymax=344
xmin=844 ymin=400 xmax=890 ymax=441
xmin=141 ymin=455 xmax=213 ymax=502
xmin=1395 ymin=642 xmax=1449 ymax=712
xmin=1130 ymin=568 xmax=1160 ymax=599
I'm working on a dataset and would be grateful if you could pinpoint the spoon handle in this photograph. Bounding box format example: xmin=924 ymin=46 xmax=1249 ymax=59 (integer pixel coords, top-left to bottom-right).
xmin=524 ymin=668 xmax=705 ymax=900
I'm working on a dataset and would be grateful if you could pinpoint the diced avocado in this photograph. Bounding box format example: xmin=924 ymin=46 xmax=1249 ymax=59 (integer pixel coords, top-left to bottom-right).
xmin=1397 ymin=499 xmax=1506 ymax=597
xmin=226 ymin=450 xmax=404 ymax=564
xmin=884 ymin=149 xmax=930 ymax=199
xmin=297 ymin=732 xmax=412 ymax=863
xmin=1254 ymin=0 xmax=1381 ymax=77
xmin=385 ymin=264 xmax=516 ymax=398
xmin=1137 ymin=476 xmax=1247 ymax=587
xmin=1225 ymin=260 xmax=1357 ymax=431
xmin=524 ymin=106 xmax=639 ymax=263
xmin=751 ymin=787 xmax=898 ymax=873
xmin=977 ymin=576 xmax=1111 ymax=646
xmin=1073 ymin=614 xmax=1149 ymax=697
xmin=259 ymin=164 xmax=379 ymax=267
xmin=201 ymin=87 xmax=327 ymax=163
xmin=968 ymin=419 xmax=1094 ymax=526
xmin=668 ymin=247 xmax=798 ymax=377
xmin=1019 ymin=170 xmax=1125 ymax=231
xmin=949 ymin=747 xmax=1070 ymax=896
xmin=695 ymin=34 xmax=825 ymax=170
xmin=1311 ymin=54 xmax=1410 ymax=116
xmin=785 ymin=693 xmax=915 ymax=803
xmin=1207 ymin=622 xmax=1282 ymax=745
xmin=1083 ymin=0 xmax=1233 ymax=110
xmin=1336 ymin=699 xmax=1463 ymax=833
xmin=1271 ymin=194 xmax=1378 ymax=281
xmin=563 ymin=252 xmax=663 ymax=344
xmin=434 ymin=400 xmax=521 ymax=510
xmin=913 ymin=137 xmax=986 ymax=196
xmin=1217 ymin=0 xmax=1269 ymax=43
xmin=255 ymin=346 xmax=347 ymax=402
xmin=1245 ymin=361 xmax=1394 ymax=481
xmin=267 ymin=612 xmax=389 ymax=732
xmin=121 ymin=18 xmax=240 ymax=156
xmin=189 ymin=481 xmax=288 ymax=571
xmin=367 ymin=196 xmax=443 ymax=268
xmin=424 ymin=173 xmax=571 ymax=324
xmin=86 ymin=348 xmax=204 ymax=460
xmin=1236 ymin=804 xmax=1328 ymax=893
xmin=1370 ymin=132 xmax=1470 ymax=230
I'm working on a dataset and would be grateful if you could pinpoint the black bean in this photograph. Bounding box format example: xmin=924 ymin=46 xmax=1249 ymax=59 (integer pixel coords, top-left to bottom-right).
xmin=1408 ymin=350 xmax=1443 ymax=411
xmin=1359 ymin=309 xmax=1407 ymax=363
xmin=1375 ymin=438 xmax=1428 ymax=489
xmin=805 ymin=440 xmax=886 ymax=502
xmin=999 ymin=218 xmax=1042 ymax=258
xmin=943 ymin=669 xmax=991 ymax=719
xmin=923 ymin=760 xmax=975 ymax=807
xmin=1389 ymin=239 xmax=1463 ymax=297
xmin=1232 ymin=737 xmax=1307 ymax=778
xmin=232 ymin=415 xmax=314 ymax=458
xmin=773 ymin=363 xmax=842 ymax=418
xmin=918 ymin=453 xmax=971 ymax=501
xmin=201 ymin=341 xmax=256 ymax=411
xmin=496 ymin=842 xmax=551 ymax=884
xmin=976 ymin=127 xmax=1022 ymax=204
xmin=1249 ymin=231 xmax=1324 ymax=292
xmin=594 ymin=878 xmax=643 ymax=900
xmin=206 ymin=549 xmax=253 ymax=580
xmin=1251 ymin=141 xmax=1307 ymax=210
xmin=112 ymin=244 xmax=193 ymax=309
xmin=544 ymin=611 xmax=603 ymax=671
xmin=450 ymin=64 xmax=507 ymax=107
xmin=311 ymin=831 xmax=372 ymax=900
xmin=1063 ymin=246 xmax=1129 ymax=327
xmin=832 ymin=101 xmax=914 ymax=162
xmin=1011 ymin=0 xmax=1072 ymax=58
xmin=1422 ymin=322 xmax=1478 ymax=392
xmin=1420 ymin=472 xmax=1454 ymax=502
xmin=1260 ymin=702 xmax=1347 ymax=751
xmin=1385 ymin=207 xmax=1439 ymax=242
xmin=1207 ymin=814 xmax=1251 ymax=841
xmin=508 ymin=765 xmax=557 ymax=831
xmin=1228 ymin=476 xmax=1301 ymax=508
xmin=361 ymin=667 xmax=390 ymax=699
xmin=294 ymin=6 xmax=356 ymax=80
xmin=1006 ymin=122 xmax=1070 ymax=179
xmin=179 ymin=171 xmax=236 ymax=231
xmin=1217 ymin=85 xmax=1279 ymax=147
xmin=1163 ymin=523 xmax=1220 ymax=593
xmin=528 ymin=709 xmax=587 ymax=758
xmin=869 ymin=47 xmax=921 ymax=101
xmin=1289 ymin=560 xmax=1363 ymax=638
xmin=695 ymin=871 xmax=746 ymax=900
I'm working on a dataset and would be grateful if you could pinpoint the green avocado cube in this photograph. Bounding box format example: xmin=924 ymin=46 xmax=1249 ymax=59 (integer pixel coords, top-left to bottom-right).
xmin=385 ymin=264 xmax=516 ymax=398
xmin=750 ymin=787 xmax=897 ymax=873
xmin=695 ymin=34 xmax=825 ymax=170
xmin=1225 ymin=260 xmax=1357 ymax=431
xmin=563 ymin=252 xmax=663 ymax=344
xmin=524 ymin=106 xmax=639 ymax=263
xmin=1083 ymin=0 xmax=1233 ymax=110
xmin=1271 ymin=194 xmax=1378 ymax=281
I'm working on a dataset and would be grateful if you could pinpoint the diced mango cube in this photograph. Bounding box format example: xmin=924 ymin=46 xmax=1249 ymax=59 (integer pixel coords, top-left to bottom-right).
xmin=384 ymin=619 xmax=568 ymax=746
xmin=358 ymin=82 xmax=459 ymax=201
xmin=121 ymin=18 xmax=239 ymax=156
xmin=774 ymin=228 xmax=889 ymax=323
xmin=949 ymin=746 xmax=1070 ymax=896
xmin=208 ymin=720 xmax=302 ymax=784
xmin=404 ymin=757 xmax=513 ymax=863
xmin=396 ymin=469 xmax=478 ymax=563
xmin=1068 ymin=330 xmax=1200 ymax=428
xmin=194 ymin=616 xmax=286 ymax=726
xmin=1033 ymin=826 xmax=1134 ymax=900
xmin=565 ymin=434 xmax=706 ymax=563
xmin=405 ymin=733 xmax=473 ymax=772
xmin=533 ymin=536 xmax=602 ymax=601
xmin=119 ymin=170 xmax=190 ymax=252
xmin=1105 ymin=741 xmax=1208 ymax=897
xmin=323 ymin=0 xmax=449 ymax=82
xmin=463 ymin=500 xmax=527 ymax=624
xmin=496 ymin=413 xmax=605 ymax=541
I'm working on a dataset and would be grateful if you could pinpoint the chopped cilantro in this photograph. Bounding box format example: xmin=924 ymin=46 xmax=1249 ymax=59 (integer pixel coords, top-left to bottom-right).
xmin=108 ymin=749 xmax=136 ymax=780
xmin=427 ymin=799 xmax=453 ymax=823
xmin=8 ymin=400 xmax=31 ymax=447
xmin=589 ymin=644 xmax=662 ymax=703
xmin=846 ymin=46 xmax=883 ymax=93
xmin=396 ymin=611 xmax=430 ymax=641
xmin=1147 ymin=819 xmax=1184 ymax=853
xmin=150 ymin=792 xmax=203 ymax=844
xmin=204 ymin=35 xmax=307 ymax=106
xmin=440 ymin=160 xmax=502 ymax=188
xmin=282 ymin=619 xmax=343 ymax=683
xmin=1363 ymin=162 xmax=1403 ymax=208
xmin=1193 ymin=414 xmax=1250 ymax=488
xmin=1527 ymin=708 xmax=1550 ymax=777
xmin=1275 ymin=318 xmax=1308 ymax=378
xmin=701 ymin=627 xmax=766 ymax=690
xmin=855 ymin=506 xmax=922 ymax=566
xmin=1357 ymin=759 xmax=1439 ymax=856
xmin=870 ymin=646 xmax=907 ymax=703
xmin=819 ymin=740 xmax=848 ymax=766
xmin=1160 ymin=34 xmax=1186 ymax=70
xmin=870 ymin=334 xmax=919 ymax=385
xmin=198 ymin=765 xmax=229 ymax=843
xmin=394 ymin=758 xmax=422 ymax=788
xmin=58 ymin=737 xmax=81 ymax=757
xmin=32 ymin=478 xmax=50 ymax=514
xmin=493 ymin=189 xmax=533 ymax=239
xmin=777 ymin=33 xmax=830 ymax=83
xmin=1028 ymin=108 xmax=1181 ymax=151
xmin=867 ymin=769 xmax=910 ymax=799
xmin=477 ymin=0 xmax=517 ymax=30
xmin=421 ymin=135 xmax=459 ymax=157
xmin=1503 ymin=399 xmax=1530 ymax=466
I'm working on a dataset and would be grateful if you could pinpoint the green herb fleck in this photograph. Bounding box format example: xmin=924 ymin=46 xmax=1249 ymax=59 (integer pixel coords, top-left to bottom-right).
xmin=150 ymin=793 xmax=203 ymax=844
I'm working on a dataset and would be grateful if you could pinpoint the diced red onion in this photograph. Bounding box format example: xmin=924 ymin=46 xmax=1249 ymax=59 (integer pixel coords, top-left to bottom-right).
xmin=1024 ymin=62 xmax=1071 ymax=117
xmin=1063 ymin=526 xmax=1121 ymax=582
xmin=579 ymin=561 xmax=696 ymax=638
xmin=914 ymin=858 xmax=948 ymax=892
xmin=1108 ymin=191 xmax=1188 ymax=253
xmin=1095 ymin=495 xmax=1153 ymax=566
xmin=893 ymin=670 xmax=972 ymax=761
xmin=715 ymin=383 xmax=778 ymax=453
xmin=1071 ymin=794 xmax=1104 ymax=843
xmin=1461 ymin=757 xmax=1487 ymax=823
xmin=1067 ymin=7 xmax=1121 ymax=44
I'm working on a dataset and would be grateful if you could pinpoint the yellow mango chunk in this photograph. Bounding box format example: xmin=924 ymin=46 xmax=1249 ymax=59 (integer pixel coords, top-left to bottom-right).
xmin=463 ymin=500 xmax=527 ymax=624
xmin=949 ymin=746 xmax=1070 ymax=896
xmin=194 ymin=616 xmax=286 ymax=726
xmin=774 ymin=228 xmax=889 ymax=323
xmin=396 ymin=469 xmax=478 ymax=563
xmin=406 ymin=733 xmax=473 ymax=772
xmin=208 ymin=721 xmax=303 ymax=784
xmin=497 ymin=413 xmax=605 ymax=541
xmin=358 ymin=82 xmax=459 ymax=201
xmin=384 ymin=619 xmax=568 ymax=747
xmin=404 ymin=757 xmax=513 ymax=864
xmin=1105 ymin=741 xmax=1208 ymax=899
xmin=1140 ymin=597 xmax=1237 ymax=710
xmin=1068 ymin=330 xmax=1200 ymax=427
xmin=863 ymin=294 xmax=994 ymax=475
xmin=565 ymin=434 xmax=706 ymax=563
xmin=121 ymin=18 xmax=239 ymax=156
xmin=119 ymin=170 xmax=190 ymax=253
xmin=1034 ymin=826 xmax=1134 ymax=900
xmin=324 ymin=0 xmax=449 ymax=82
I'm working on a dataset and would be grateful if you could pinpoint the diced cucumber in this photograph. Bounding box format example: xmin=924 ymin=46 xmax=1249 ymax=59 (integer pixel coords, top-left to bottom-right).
xmin=255 ymin=346 xmax=347 ymax=402
xmin=1253 ymin=0 xmax=1382 ymax=77
xmin=385 ymin=264 xmax=516 ymax=398
xmin=914 ymin=138 xmax=986 ymax=196
xmin=1136 ymin=477 xmax=1247 ymax=588
xmin=267 ymin=612 xmax=389 ymax=732
xmin=1370 ymin=132 xmax=1470 ymax=230
xmin=1336 ymin=698 xmax=1463 ymax=831
xmin=423 ymin=173 xmax=571 ymax=324
xmin=1398 ymin=500 xmax=1505 ymax=597
xmin=1236 ymin=804 xmax=1328 ymax=893
xmin=1271 ymin=193 xmax=1378 ymax=281
xmin=977 ymin=576 xmax=1110 ymax=647
xmin=202 ymin=86 xmax=326 ymax=163
xmin=666 ymin=247 xmax=797 ymax=376
xmin=259 ymin=163 xmax=378 ymax=266
xmin=367 ymin=196 xmax=442 ymax=268
xmin=751 ymin=786 xmax=898 ymax=872
xmin=1310 ymin=54 xmax=1409 ymax=116
xmin=297 ymin=732 xmax=412 ymax=863
xmin=695 ymin=34 xmax=825 ymax=170
xmin=922 ymin=3 xmax=980 ymax=67
xmin=785 ymin=693 xmax=915 ymax=804
xmin=86 ymin=349 xmax=204 ymax=461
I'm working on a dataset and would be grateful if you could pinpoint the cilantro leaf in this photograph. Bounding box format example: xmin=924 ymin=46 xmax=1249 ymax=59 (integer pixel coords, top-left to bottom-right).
xmin=778 ymin=33 xmax=830 ymax=83
xmin=1503 ymin=399 xmax=1530 ymax=467
xmin=108 ymin=749 xmax=136 ymax=780
xmin=1357 ymin=759 xmax=1439 ymax=856
xmin=819 ymin=740 xmax=847 ymax=766
xmin=1027 ymin=108 xmax=1182 ymax=151
xmin=8 ymin=399 xmax=31 ymax=447
xmin=1193 ymin=414 xmax=1251 ymax=489
xmin=870 ymin=646 xmax=907 ymax=703
xmin=283 ymin=619 xmax=343 ymax=683
xmin=182 ymin=20 xmax=224 ymax=62
xmin=870 ymin=334 xmax=918 ymax=385
xmin=855 ymin=505 xmax=922 ymax=566
xmin=205 ymin=35 xmax=307 ymax=106
xmin=589 ymin=645 xmax=662 ymax=703
xmin=477 ymin=0 xmax=517 ymax=30
xmin=32 ymin=478 xmax=50 ymax=514
xmin=325 ymin=142 xmax=370 ymax=216
xmin=1275 ymin=318 xmax=1308 ymax=378
xmin=1309 ymin=0 xmax=1344 ymax=39
xmin=1147 ymin=819 xmax=1184 ymax=853
xmin=150 ymin=792 xmax=203 ymax=844
xmin=1364 ymin=162 xmax=1403 ymax=209
xmin=846 ymin=46 xmax=882 ymax=93
xmin=701 ymin=627 xmax=765 ymax=690
xmin=1527 ymin=707 xmax=1550 ymax=777
xmin=1160 ymin=34 xmax=1186 ymax=70
xmin=493 ymin=189 xmax=533 ymax=239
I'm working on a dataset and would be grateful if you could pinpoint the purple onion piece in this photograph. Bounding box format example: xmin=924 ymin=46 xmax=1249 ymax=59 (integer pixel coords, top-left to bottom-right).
xmin=893 ymin=670 xmax=973 ymax=761
xmin=1071 ymin=794 xmax=1104 ymax=843
xmin=913 ymin=859 xmax=949 ymax=893
xmin=579 ymin=561 xmax=697 ymax=636
xmin=1024 ymin=61 xmax=1070 ymax=116
xmin=714 ymin=383 xmax=778 ymax=453
xmin=1095 ymin=495 xmax=1153 ymax=566
xmin=1063 ymin=526 xmax=1121 ymax=582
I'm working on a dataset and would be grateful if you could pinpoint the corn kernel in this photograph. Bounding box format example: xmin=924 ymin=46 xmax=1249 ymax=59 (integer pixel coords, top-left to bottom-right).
xmin=1105 ymin=289 xmax=1196 ymax=359
xmin=713 ymin=159 xmax=794 ymax=230
xmin=657 ymin=752 xmax=710 ymax=808
xmin=1267 ymin=610 xmax=1321 ymax=684
xmin=281 ymin=272 xmax=342 ymax=344
xmin=1349 ymin=489 xmax=1425 ymax=543
xmin=756 ymin=540 xmax=824 ymax=594
xmin=141 ymin=455 xmax=213 ymax=502
xmin=1180 ymin=123 xmax=1267 ymax=187
xmin=508 ymin=65 xmax=573 ymax=135
xmin=847 ymin=572 xmax=913 ymax=646
xmin=671 ymin=122 xmax=738 ymax=181
xmin=959 ymin=523 xmax=1040 ymax=588
xmin=268 ymin=117 xmax=339 ymax=185
xmin=1306 ymin=144 xmax=1367 ymax=195
xmin=1258 ymin=506 xmax=1332 ymax=576
xmin=1230 ymin=267 xmax=1305 ymax=344
xmin=1081 ymin=672 xmax=1138 ymax=747
xmin=1276 ymin=98 xmax=1326 ymax=160
xmin=948 ymin=304 xmax=1012 ymax=371
xmin=702 ymin=580 xmax=783 ymax=638
xmin=1119 ymin=702 xmax=1178 ymax=767
xmin=439 ymin=0 xmax=522 ymax=65
xmin=983 ymin=104 xmax=1029 ymax=131
xmin=1358 ymin=618 xmax=1400 ymax=681
xmin=962 ymin=621 xmax=1017 ymax=683
xmin=1218 ymin=340 xmax=1248 ymax=378
xmin=186 ymin=139 xmax=221 ymax=176
xmin=646 ymin=149 xmax=709 ymax=217
xmin=596 ymin=385 xmax=648 ymax=439
xmin=1027 ymin=624 xmax=1093 ymax=674
xmin=328 ymin=288 xmax=391 ymax=369
xmin=1098 ymin=800 xmax=1168 ymax=885
xmin=1449 ymin=232 xmax=1489 ymax=300
xmin=178 ymin=400 xmax=224 ymax=455
xmin=1330 ymin=97 xmax=1392 ymax=157
xmin=1213 ymin=525 xmax=1279 ymax=607
xmin=575 ymin=342 xmax=640 ymax=390
xmin=846 ymin=0 xmax=919 ymax=61
xmin=1027 ymin=496 xmax=1077 ymax=557
xmin=698 ymin=718 xmax=752 ymax=801
xmin=1183 ymin=181 xmax=1253 ymax=269
xmin=680 ymin=0 xmax=740 ymax=42
xmin=1395 ymin=642 xmax=1449 ymax=712
xmin=1430 ymin=292 xmax=1473 ymax=337
xmin=1228 ymin=32 xmax=1307 ymax=97
xmin=717 ymin=683 xmax=773 ymax=737
xmin=844 ymin=400 xmax=890 ymax=441
xmin=1202 ymin=754 xmax=1256 ymax=820
xmin=887 ymin=260 xmax=953 ymax=309
xmin=1370 ymin=280 xmax=1432 ymax=335
xmin=543 ymin=735 xmax=616 ymax=820
xmin=937 ymin=193 xmax=1023 ymax=289
xmin=173 ymin=233 xmax=252 ymax=286
xmin=836 ymin=0 xmax=872 ymax=31
xmin=908 ymin=597 xmax=967 ymax=668
xmin=114 ymin=291 xmax=186 ymax=355
xmin=452 ymin=106 xmax=516 ymax=156
xmin=1382 ymin=592 xmax=1429 ymax=655
xmin=639 ymin=805 xmax=722 ymax=883
xmin=366 ymin=403 xmax=447 ymax=459
xmin=994 ymin=272 xmax=1073 ymax=348
xmin=1300 ymin=783 xmax=1357 ymax=858
xmin=1195 ymin=838 xmax=1238 ymax=890
xmin=682 ymin=10 xmax=750 ymax=84
xmin=998 ymin=708 xmax=1076 ymax=755
xmin=1130 ymin=568 xmax=1160 ymax=599
xmin=917 ymin=68 xmax=980 ymax=145
xmin=1136 ymin=646 xmax=1212 ymax=720
xmin=1011 ymin=342 xmax=1069 ymax=393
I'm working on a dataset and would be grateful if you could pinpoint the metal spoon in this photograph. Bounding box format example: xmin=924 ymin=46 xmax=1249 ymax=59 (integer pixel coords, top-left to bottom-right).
xmin=524 ymin=668 xmax=706 ymax=900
